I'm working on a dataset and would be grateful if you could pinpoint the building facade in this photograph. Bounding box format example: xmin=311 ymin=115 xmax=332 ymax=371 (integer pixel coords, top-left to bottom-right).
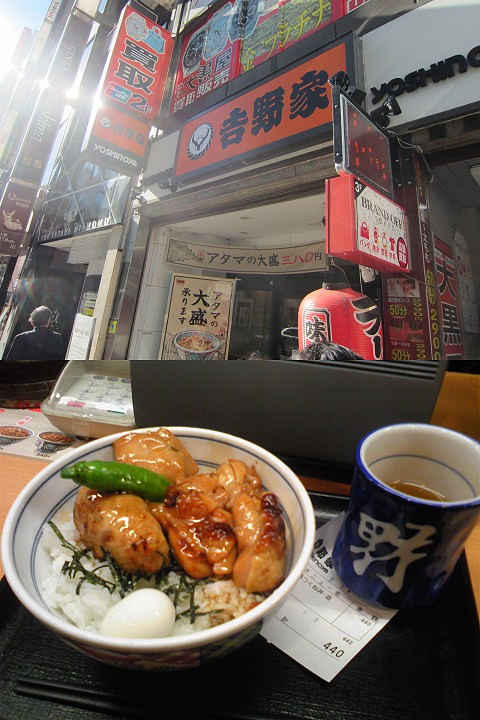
xmin=1 ymin=0 xmax=479 ymax=360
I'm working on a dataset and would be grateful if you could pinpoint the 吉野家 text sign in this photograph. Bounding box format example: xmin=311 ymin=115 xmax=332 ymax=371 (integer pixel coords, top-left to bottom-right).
xmin=174 ymin=41 xmax=348 ymax=182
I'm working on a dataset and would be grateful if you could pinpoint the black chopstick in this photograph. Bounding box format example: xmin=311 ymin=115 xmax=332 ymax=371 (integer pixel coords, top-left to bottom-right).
xmin=15 ymin=676 xmax=303 ymax=720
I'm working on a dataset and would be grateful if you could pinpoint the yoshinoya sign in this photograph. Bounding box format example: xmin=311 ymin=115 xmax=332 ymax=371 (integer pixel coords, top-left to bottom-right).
xmin=370 ymin=45 xmax=480 ymax=105
xmin=174 ymin=39 xmax=350 ymax=182
xmin=363 ymin=0 xmax=480 ymax=128
xmin=82 ymin=2 xmax=173 ymax=176
xmin=82 ymin=104 xmax=150 ymax=176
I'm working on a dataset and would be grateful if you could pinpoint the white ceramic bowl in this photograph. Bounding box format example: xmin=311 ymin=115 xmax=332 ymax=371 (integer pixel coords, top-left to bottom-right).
xmin=173 ymin=331 xmax=220 ymax=360
xmin=1 ymin=427 xmax=316 ymax=670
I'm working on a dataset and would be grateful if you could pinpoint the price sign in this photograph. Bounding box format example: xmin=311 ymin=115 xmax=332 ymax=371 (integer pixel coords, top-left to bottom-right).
xmin=333 ymin=86 xmax=393 ymax=197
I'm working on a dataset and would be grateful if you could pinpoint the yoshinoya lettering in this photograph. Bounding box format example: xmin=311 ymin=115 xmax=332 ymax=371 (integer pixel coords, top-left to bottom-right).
xmin=370 ymin=45 xmax=480 ymax=104
xmin=92 ymin=143 xmax=139 ymax=167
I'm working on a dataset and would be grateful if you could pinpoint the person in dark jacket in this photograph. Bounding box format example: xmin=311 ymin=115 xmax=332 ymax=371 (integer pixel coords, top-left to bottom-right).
xmin=6 ymin=306 xmax=64 ymax=361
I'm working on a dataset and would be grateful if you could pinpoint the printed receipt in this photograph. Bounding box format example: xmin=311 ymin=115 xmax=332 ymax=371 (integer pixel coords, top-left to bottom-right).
xmin=260 ymin=513 xmax=397 ymax=682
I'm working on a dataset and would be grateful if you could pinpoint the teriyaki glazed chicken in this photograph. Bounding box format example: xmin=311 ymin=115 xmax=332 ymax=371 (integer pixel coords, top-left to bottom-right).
xmin=41 ymin=428 xmax=287 ymax=639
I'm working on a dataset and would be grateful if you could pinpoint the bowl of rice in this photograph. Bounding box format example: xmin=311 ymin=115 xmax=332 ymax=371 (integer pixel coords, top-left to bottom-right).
xmin=173 ymin=331 xmax=220 ymax=360
xmin=1 ymin=427 xmax=316 ymax=670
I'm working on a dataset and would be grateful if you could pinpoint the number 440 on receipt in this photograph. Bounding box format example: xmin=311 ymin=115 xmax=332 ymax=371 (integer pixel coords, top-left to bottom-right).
xmin=260 ymin=513 xmax=397 ymax=682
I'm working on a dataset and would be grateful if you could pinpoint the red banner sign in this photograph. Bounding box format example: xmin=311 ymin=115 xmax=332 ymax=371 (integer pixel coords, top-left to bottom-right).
xmin=174 ymin=41 xmax=347 ymax=182
xmin=82 ymin=105 xmax=150 ymax=176
xmin=384 ymin=276 xmax=432 ymax=361
xmin=101 ymin=2 xmax=173 ymax=122
xmin=434 ymin=235 xmax=464 ymax=358
xmin=326 ymin=174 xmax=410 ymax=273
xmin=0 ymin=181 xmax=37 ymax=257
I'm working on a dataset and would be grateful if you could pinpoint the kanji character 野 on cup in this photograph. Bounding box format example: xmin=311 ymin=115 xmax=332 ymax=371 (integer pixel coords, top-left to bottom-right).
xmin=331 ymin=424 xmax=480 ymax=609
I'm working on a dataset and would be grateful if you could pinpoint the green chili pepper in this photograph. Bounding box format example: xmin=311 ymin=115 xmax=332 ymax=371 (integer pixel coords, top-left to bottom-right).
xmin=60 ymin=461 xmax=172 ymax=501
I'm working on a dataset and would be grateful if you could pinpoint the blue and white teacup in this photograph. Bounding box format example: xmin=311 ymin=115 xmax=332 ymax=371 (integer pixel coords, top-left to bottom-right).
xmin=332 ymin=423 xmax=480 ymax=609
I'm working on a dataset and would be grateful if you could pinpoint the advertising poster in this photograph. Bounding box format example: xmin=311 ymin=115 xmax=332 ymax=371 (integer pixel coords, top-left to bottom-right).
xmin=454 ymin=231 xmax=479 ymax=333
xmin=159 ymin=274 xmax=236 ymax=360
xmin=434 ymin=236 xmax=463 ymax=358
xmin=384 ymin=276 xmax=430 ymax=361
xmin=172 ymin=0 xmax=344 ymax=114
xmin=239 ymin=0 xmax=342 ymax=72
xmin=166 ymin=237 xmax=327 ymax=274
xmin=172 ymin=1 xmax=241 ymax=114
xmin=0 ymin=181 xmax=37 ymax=257
xmin=66 ymin=314 xmax=96 ymax=360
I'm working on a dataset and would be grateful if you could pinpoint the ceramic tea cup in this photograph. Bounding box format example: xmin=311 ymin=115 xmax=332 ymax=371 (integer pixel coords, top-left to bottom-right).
xmin=332 ymin=423 xmax=480 ymax=609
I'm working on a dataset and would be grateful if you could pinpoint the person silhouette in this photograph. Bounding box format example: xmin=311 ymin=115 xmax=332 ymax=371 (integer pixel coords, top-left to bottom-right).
xmin=6 ymin=306 xmax=64 ymax=361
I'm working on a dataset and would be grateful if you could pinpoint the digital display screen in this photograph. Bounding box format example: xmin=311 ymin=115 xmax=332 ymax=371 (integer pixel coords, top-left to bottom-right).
xmin=334 ymin=92 xmax=393 ymax=197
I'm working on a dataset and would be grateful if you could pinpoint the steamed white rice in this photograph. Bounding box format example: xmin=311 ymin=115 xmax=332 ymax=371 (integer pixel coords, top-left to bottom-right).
xmin=40 ymin=515 xmax=264 ymax=636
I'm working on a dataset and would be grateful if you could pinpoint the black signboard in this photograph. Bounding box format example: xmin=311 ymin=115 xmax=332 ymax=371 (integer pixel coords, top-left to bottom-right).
xmin=332 ymin=85 xmax=393 ymax=197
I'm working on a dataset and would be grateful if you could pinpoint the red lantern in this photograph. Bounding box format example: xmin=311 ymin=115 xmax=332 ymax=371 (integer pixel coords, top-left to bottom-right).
xmin=298 ymin=281 xmax=383 ymax=360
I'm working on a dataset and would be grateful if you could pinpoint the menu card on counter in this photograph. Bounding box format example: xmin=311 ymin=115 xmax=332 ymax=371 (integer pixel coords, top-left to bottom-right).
xmin=261 ymin=513 xmax=397 ymax=682
xmin=0 ymin=407 xmax=85 ymax=461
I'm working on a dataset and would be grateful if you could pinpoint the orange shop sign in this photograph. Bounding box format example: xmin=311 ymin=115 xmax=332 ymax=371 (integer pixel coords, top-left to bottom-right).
xmin=174 ymin=41 xmax=348 ymax=182
xmin=101 ymin=2 xmax=173 ymax=121
xmin=82 ymin=104 xmax=150 ymax=176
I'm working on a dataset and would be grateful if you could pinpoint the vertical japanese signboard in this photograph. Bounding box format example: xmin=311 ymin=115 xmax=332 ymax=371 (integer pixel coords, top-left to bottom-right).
xmin=159 ymin=274 xmax=236 ymax=360
xmin=0 ymin=181 xmax=38 ymax=257
xmin=384 ymin=276 xmax=429 ymax=361
xmin=434 ymin=236 xmax=463 ymax=358
xmin=383 ymin=152 xmax=442 ymax=360
xmin=82 ymin=2 xmax=173 ymax=175
xmin=11 ymin=85 xmax=66 ymax=184
xmin=11 ymin=13 xmax=92 ymax=184
xmin=101 ymin=3 xmax=173 ymax=121
xmin=454 ymin=231 xmax=479 ymax=333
